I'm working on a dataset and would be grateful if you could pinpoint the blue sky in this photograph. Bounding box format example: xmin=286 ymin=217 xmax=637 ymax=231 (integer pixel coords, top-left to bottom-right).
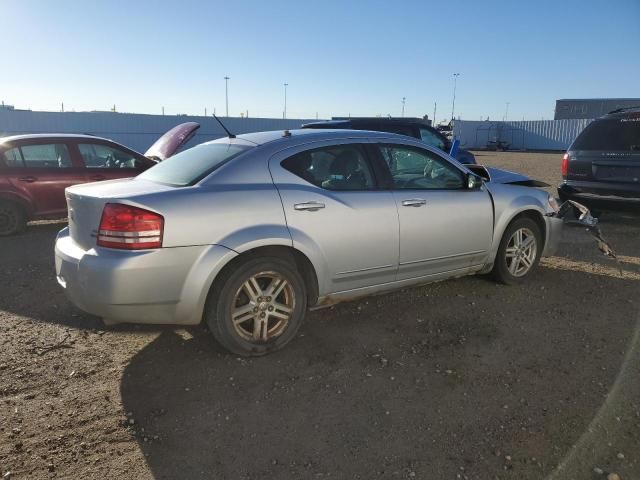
xmin=2 ymin=0 xmax=638 ymax=122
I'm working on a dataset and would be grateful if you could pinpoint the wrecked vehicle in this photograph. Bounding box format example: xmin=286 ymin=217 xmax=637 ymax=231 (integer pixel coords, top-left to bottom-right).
xmin=0 ymin=122 xmax=199 ymax=235
xmin=55 ymin=129 xmax=564 ymax=356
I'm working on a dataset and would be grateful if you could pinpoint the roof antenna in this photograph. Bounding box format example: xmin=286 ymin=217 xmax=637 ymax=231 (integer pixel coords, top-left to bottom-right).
xmin=213 ymin=114 xmax=235 ymax=138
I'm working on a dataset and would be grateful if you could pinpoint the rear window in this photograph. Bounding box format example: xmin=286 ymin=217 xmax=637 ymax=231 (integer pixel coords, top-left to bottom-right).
xmin=572 ymin=118 xmax=640 ymax=151
xmin=137 ymin=143 xmax=250 ymax=186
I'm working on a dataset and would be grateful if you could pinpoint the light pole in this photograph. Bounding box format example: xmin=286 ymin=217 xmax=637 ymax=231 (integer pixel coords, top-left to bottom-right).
xmin=283 ymin=83 xmax=288 ymax=119
xmin=451 ymin=73 xmax=460 ymax=121
xmin=504 ymin=102 xmax=510 ymax=121
xmin=401 ymin=97 xmax=406 ymax=117
xmin=224 ymin=76 xmax=230 ymax=117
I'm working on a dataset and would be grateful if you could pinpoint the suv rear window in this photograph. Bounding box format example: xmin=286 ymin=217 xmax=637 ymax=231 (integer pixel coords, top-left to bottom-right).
xmin=572 ymin=118 xmax=640 ymax=151
xmin=137 ymin=143 xmax=251 ymax=186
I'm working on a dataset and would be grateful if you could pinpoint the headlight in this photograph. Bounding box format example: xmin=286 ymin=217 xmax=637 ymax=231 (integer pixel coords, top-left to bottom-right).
xmin=547 ymin=194 xmax=560 ymax=213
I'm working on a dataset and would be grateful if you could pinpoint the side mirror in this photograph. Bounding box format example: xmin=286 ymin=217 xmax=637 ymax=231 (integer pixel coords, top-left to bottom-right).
xmin=466 ymin=173 xmax=483 ymax=190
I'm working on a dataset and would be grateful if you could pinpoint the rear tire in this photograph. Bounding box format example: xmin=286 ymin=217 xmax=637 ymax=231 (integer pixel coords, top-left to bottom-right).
xmin=0 ymin=202 xmax=26 ymax=236
xmin=205 ymin=256 xmax=307 ymax=356
xmin=492 ymin=217 xmax=542 ymax=285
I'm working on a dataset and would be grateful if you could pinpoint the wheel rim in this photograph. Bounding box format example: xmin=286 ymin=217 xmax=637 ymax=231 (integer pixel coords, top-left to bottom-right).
xmin=230 ymin=271 xmax=295 ymax=343
xmin=505 ymin=227 xmax=537 ymax=277
xmin=0 ymin=206 xmax=18 ymax=234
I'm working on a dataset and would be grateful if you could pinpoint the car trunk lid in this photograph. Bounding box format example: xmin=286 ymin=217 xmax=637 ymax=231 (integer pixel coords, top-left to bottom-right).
xmin=65 ymin=178 xmax=176 ymax=250
xmin=592 ymin=152 xmax=640 ymax=183
xmin=143 ymin=122 xmax=200 ymax=161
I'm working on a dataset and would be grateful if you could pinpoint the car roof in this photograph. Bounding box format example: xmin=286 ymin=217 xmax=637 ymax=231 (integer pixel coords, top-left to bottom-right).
xmin=303 ymin=117 xmax=432 ymax=128
xmin=209 ymin=128 xmax=409 ymax=147
xmin=0 ymin=133 xmax=112 ymax=144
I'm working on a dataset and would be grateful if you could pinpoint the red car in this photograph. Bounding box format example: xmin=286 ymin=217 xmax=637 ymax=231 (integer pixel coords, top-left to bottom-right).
xmin=0 ymin=123 xmax=199 ymax=235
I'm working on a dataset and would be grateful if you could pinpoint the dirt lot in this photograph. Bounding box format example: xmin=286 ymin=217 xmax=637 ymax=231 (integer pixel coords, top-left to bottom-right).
xmin=1 ymin=151 xmax=639 ymax=480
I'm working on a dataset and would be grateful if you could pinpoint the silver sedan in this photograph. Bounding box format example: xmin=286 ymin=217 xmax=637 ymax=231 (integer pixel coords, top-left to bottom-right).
xmin=55 ymin=129 xmax=563 ymax=355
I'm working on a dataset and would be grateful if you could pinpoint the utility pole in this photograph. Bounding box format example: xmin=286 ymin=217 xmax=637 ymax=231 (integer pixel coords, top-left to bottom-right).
xmin=504 ymin=102 xmax=510 ymax=121
xmin=401 ymin=97 xmax=406 ymax=117
xmin=433 ymin=101 xmax=437 ymax=125
xmin=283 ymin=83 xmax=288 ymax=119
xmin=61 ymin=102 xmax=64 ymax=112
xmin=204 ymin=107 xmax=207 ymax=117
xmin=451 ymin=73 xmax=460 ymax=121
xmin=224 ymin=76 xmax=230 ymax=117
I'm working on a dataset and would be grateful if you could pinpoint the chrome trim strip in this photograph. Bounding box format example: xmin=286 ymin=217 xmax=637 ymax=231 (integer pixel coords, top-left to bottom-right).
xmin=336 ymin=264 xmax=395 ymax=276
xmin=399 ymin=250 xmax=486 ymax=266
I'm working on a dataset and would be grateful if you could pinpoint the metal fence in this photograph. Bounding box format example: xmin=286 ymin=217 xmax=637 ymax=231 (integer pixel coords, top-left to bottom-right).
xmin=0 ymin=110 xmax=321 ymax=152
xmin=453 ymin=119 xmax=593 ymax=151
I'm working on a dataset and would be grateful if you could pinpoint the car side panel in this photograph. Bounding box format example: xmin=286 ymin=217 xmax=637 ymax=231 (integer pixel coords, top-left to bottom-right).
xmin=1 ymin=140 xmax=85 ymax=217
xmin=132 ymin=151 xmax=292 ymax=250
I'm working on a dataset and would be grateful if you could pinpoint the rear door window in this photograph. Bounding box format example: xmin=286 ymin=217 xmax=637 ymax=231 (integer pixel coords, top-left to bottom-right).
xmin=2 ymin=144 xmax=72 ymax=168
xmin=281 ymin=144 xmax=376 ymax=191
xmin=572 ymin=118 xmax=640 ymax=151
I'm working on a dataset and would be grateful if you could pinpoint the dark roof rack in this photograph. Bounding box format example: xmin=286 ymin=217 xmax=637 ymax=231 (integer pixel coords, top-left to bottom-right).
xmin=607 ymin=106 xmax=640 ymax=115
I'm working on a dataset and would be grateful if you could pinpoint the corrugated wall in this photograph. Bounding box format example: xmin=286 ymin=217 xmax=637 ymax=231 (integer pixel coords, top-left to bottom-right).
xmin=453 ymin=119 xmax=593 ymax=150
xmin=0 ymin=110 xmax=321 ymax=152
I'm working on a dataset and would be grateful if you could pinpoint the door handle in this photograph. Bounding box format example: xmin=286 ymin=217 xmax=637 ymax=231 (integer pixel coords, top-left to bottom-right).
xmin=294 ymin=202 xmax=326 ymax=212
xmin=89 ymin=174 xmax=106 ymax=181
xmin=401 ymin=198 xmax=427 ymax=207
xmin=18 ymin=176 xmax=37 ymax=183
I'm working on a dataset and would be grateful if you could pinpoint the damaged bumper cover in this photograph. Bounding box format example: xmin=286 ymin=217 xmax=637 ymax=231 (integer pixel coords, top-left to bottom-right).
xmin=549 ymin=199 xmax=617 ymax=259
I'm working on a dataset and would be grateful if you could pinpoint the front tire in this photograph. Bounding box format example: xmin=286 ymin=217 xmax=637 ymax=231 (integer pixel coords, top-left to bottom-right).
xmin=492 ymin=217 xmax=542 ymax=285
xmin=205 ymin=256 xmax=307 ymax=356
xmin=0 ymin=202 xmax=26 ymax=236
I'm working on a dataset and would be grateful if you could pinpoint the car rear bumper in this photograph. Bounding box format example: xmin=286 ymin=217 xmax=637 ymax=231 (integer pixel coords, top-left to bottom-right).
xmin=54 ymin=227 xmax=237 ymax=325
xmin=558 ymin=181 xmax=640 ymax=209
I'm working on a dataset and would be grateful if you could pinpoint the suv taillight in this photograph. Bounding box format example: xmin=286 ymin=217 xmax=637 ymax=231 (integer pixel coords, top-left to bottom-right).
xmin=561 ymin=153 xmax=569 ymax=177
xmin=97 ymin=203 xmax=164 ymax=250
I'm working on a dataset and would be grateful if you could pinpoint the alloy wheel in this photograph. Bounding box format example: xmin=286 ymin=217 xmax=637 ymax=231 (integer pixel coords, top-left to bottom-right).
xmin=505 ymin=227 xmax=537 ymax=277
xmin=230 ymin=271 xmax=295 ymax=343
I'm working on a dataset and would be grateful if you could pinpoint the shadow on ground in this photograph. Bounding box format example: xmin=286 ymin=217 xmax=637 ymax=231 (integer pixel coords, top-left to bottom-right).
xmin=121 ymin=261 xmax=640 ymax=479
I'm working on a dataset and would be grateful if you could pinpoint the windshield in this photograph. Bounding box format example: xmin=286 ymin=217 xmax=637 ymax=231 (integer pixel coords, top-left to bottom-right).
xmin=572 ymin=118 xmax=640 ymax=151
xmin=137 ymin=143 xmax=251 ymax=186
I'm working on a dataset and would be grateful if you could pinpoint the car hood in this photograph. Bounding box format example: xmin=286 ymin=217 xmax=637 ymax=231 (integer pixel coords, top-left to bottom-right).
xmin=466 ymin=164 xmax=549 ymax=187
xmin=144 ymin=122 xmax=200 ymax=161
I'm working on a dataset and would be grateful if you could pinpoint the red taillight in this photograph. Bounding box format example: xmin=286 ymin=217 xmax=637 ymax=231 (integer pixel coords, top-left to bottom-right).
xmin=561 ymin=153 xmax=569 ymax=177
xmin=97 ymin=203 xmax=163 ymax=250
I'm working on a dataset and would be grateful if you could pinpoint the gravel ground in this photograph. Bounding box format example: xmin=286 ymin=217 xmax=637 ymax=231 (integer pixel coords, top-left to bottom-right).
xmin=1 ymin=151 xmax=639 ymax=480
